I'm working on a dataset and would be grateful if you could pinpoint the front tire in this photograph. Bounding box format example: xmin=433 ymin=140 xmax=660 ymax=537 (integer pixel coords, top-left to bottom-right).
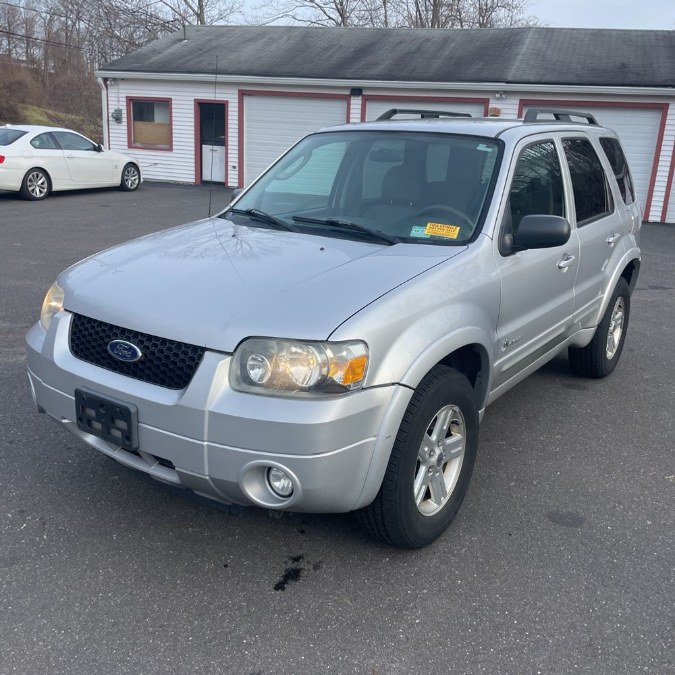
xmin=119 ymin=163 xmax=140 ymax=191
xmin=569 ymin=278 xmax=631 ymax=378
xmin=358 ymin=366 xmax=479 ymax=548
xmin=20 ymin=168 xmax=50 ymax=200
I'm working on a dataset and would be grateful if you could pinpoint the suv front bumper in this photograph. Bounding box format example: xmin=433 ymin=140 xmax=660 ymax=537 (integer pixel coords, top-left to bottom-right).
xmin=26 ymin=313 xmax=412 ymax=513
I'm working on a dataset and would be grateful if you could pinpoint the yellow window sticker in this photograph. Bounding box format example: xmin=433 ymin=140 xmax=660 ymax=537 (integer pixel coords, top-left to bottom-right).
xmin=425 ymin=222 xmax=460 ymax=239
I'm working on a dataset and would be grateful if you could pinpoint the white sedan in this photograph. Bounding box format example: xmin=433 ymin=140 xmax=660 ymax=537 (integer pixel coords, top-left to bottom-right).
xmin=0 ymin=125 xmax=142 ymax=200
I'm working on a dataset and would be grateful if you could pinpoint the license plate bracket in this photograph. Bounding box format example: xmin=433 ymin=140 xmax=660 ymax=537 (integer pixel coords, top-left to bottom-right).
xmin=75 ymin=389 xmax=139 ymax=451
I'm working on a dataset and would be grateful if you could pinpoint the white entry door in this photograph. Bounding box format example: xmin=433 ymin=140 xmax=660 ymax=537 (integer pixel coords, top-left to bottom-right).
xmin=202 ymin=145 xmax=226 ymax=183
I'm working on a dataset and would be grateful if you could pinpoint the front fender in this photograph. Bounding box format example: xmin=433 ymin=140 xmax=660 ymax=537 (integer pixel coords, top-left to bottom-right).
xmin=398 ymin=324 xmax=493 ymax=403
xmin=330 ymin=240 xmax=500 ymax=408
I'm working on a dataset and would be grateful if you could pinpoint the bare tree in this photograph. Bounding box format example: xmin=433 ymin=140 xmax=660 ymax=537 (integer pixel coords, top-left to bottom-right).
xmin=250 ymin=0 xmax=360 ymax=26
xmin=249 ymin=0 xmax=537 ymax=28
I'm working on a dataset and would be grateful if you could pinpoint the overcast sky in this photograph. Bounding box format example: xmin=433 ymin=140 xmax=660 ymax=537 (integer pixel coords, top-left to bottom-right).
xmin=239 ymin=0 xmax=674 ymax=29
xmin=528 ymin=0 xmax=674 ymax=29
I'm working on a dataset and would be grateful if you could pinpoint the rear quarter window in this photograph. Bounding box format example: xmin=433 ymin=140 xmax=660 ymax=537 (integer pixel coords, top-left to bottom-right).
xmin=0 ymin=129 xmax=27 ymax=146
xmin=599 ymin=137 xmax=636 ymax=205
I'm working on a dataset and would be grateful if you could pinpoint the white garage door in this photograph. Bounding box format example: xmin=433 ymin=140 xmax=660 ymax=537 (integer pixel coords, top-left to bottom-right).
xmin=523 ymin=105 xmax=662 ymax=212
xmin=363 ymin=99 xmax=486 ymax=122
xmin=243 ymin=95 xmax=348 ymax=186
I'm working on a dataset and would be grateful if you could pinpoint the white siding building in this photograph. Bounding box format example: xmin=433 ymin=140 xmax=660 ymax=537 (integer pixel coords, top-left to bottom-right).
xmin=97 ymin=26 xmax=675 ymax=222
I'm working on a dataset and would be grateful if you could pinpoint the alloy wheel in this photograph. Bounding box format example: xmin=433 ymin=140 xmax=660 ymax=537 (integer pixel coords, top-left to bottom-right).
xmin=606 ymin=296 xmax=625 ymax=359
xmin=414 ymin=404 xmax=466 ymax=516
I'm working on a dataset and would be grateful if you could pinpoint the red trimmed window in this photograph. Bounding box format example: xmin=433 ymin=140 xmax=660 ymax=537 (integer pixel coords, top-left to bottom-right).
xmin=129 ymin=99 xmax=172 ymax=150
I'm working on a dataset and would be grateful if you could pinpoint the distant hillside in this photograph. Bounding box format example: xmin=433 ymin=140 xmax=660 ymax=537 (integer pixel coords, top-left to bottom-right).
xmin=0 ymin=60 xmax=102 ymax=143
xmin=1 ymin=104 xmax=103 ymax=143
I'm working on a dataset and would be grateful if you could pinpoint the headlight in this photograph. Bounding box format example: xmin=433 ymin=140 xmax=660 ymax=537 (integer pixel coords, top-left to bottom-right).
xmin=40 ymin=281 xmax=64 ymax=331
xmin=230 ymin=338 xmax=369 ymax=395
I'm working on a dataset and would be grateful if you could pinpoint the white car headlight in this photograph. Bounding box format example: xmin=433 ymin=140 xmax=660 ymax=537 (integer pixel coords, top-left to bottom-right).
xmin=40 ymin=281 xmax=64 ymax=330
xmin=230 ymin=338 xmax=369 ymax=396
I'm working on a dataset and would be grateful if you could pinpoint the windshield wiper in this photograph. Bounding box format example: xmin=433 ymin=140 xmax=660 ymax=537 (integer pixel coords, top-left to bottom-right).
xmin=225 ymin=208 xmax=296 ymax=232
xmin=291 ymin=216 xmax=399 ymax=245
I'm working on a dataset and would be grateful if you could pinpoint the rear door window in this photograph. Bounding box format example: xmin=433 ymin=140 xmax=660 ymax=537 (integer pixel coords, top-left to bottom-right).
xmin=599 ymin=137 xmax=635 ymax=205
xmin=562 ymin=137 xmax=613 ymax=225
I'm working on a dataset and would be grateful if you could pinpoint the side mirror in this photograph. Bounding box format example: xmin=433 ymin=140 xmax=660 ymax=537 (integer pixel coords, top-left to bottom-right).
xmin=229 ymin=187 xmax=243 ymax=203
xmin=511 ymin=215 xmax=571 ymax=251
xmin=95 ymin=144 xmax=103 ymax=152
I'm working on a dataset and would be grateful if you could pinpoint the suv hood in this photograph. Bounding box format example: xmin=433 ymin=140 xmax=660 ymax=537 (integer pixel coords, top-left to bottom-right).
xmin=60 ymin=217 xmax=463 ymax=352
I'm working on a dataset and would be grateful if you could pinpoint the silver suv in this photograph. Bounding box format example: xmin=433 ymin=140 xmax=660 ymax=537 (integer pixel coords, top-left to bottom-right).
xmin=26 ymin=109 xmax=641 ymax=548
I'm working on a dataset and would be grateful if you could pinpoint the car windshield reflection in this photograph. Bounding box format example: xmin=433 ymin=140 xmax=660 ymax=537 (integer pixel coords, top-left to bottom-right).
xmin=229 ymin=130 xmax=502 ymax=245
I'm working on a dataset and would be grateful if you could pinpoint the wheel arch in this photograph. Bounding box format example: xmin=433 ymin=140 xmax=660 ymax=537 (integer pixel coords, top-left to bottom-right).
xmin=436 ymin=343 xmax=490 ymax=410
xmin=21 ymin=166 xmax=53 ymax=197
xmin=398 ymin=327 xmax=493 ymax=411
xmin=123 ymin=161 xmax=141 ymax=174
xmin=620 ymin=258 xmax=640 ymax=294
xmin=24 ymin=166 xmax=53 ymax=188
xmin=592 ymin=250 xmax=641 ymax=327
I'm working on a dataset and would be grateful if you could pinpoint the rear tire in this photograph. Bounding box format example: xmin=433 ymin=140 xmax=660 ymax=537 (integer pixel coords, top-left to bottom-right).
xmin=358 ymin=366 xmax=479 ymax=549
xmin=20 ymin=168 xmax=50 ymax=200
xmin=569 ymin=278 xmax=631 ymax=378
xmin=119 ymin=163 xmax=140 ymax=191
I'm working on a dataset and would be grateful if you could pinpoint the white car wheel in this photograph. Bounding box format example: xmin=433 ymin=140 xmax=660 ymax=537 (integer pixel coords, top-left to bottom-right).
xmin=120 ymin=164 xmax=140 ymax=192
xmin=20 ymin=169 xmax=50 ymax=201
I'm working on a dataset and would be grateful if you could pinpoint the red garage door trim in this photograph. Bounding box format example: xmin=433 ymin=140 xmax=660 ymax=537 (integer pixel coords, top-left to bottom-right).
xmin=194 ymin=98 xmax=229 ymax=186
xmin=518 ymin=99 xmax=669 ymax=220
xmin=237 ymin=89 xmax=351 ymax=188
xmin=660 ymin=140 xmax=675 ymax=223
xmin=361 ymin=94 xmax=491 ymax=122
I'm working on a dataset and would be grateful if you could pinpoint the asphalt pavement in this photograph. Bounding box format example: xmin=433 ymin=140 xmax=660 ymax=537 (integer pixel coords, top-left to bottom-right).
xmin=0 ymin=183 xmax=673 ymax=674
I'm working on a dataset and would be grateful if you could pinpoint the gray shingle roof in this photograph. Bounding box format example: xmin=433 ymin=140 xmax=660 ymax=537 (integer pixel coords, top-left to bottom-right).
xmin=100 ymin=25 xmax=675 ymax=88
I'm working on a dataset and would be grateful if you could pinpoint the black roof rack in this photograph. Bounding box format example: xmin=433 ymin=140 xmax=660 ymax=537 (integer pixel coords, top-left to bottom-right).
xmin=376 ymin=108 xmax=472 ymax=121
xmin=523 ymin=109 xmax=598 ymax=125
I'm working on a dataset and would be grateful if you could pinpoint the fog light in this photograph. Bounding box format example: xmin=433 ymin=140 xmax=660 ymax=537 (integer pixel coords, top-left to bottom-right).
xmin=267 ymin=467 xmax=294 ymax=498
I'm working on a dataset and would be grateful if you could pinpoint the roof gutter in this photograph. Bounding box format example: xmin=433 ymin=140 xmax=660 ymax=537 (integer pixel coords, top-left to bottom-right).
xmin=94 ymin=70 xmax=675 ymax=98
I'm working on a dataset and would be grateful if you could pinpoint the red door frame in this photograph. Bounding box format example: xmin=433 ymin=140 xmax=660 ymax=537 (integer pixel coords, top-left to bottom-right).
xmin=660 ymin=140 xmax=675 ymax=223
xmin=237 ymin=89 xmax=351 ymax=187
xmin=194 ymin=99 xmax=229 ymax=186
xmin=360 ymin=94 xmax=491 ymax=122
xmin=518 ymin=98 xmax=670 ymax=220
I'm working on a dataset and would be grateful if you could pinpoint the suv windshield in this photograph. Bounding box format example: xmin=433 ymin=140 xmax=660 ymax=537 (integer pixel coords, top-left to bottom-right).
xmin=226 ymin=131 xmax=502 ymax=245
xmin=0 ymin=128 xmax=27 ymax=146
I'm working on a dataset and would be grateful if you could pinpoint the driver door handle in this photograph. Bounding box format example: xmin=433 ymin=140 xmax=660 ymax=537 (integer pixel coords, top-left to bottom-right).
xmin=557 ymin=254 xmax=576 ymax=270
xmin=606 ymin=232 xmax=621 ymax=246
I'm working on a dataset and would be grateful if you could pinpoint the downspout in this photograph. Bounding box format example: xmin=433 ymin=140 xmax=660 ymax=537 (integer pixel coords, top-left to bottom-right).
xmin=97 ymin=77 xmax=110 ymax=150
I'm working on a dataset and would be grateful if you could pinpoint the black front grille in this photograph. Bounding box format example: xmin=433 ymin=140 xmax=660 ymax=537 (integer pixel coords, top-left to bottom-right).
xmin=69 ymin=314 xmax=206 ymax=390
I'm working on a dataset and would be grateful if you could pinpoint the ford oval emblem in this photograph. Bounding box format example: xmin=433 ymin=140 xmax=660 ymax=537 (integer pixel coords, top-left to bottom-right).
xmin=108 ymin=340 xmax=142 ymax=362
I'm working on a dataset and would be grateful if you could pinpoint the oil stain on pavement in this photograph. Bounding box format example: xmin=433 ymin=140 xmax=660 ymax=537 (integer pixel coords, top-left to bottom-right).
xmin=273 ymin=554 xmax=323 ymax=591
